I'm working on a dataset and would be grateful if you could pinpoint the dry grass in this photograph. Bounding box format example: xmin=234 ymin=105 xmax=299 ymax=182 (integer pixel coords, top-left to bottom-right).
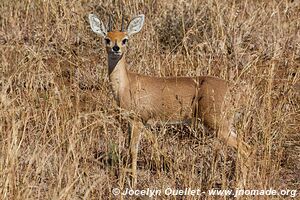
xmin=0 ymin=0 xmax=299 ymax=199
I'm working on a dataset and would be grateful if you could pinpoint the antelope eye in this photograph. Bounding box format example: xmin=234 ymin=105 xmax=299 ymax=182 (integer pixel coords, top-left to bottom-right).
xmin=104 ymin=38 xmax=111 ymax=45
xmin=122 ymin=38 xmax=128 ymax=45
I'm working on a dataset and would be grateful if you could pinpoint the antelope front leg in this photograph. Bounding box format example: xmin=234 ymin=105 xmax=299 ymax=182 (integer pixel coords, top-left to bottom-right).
xmin=129 ymin=119 xmax=142 ymax=187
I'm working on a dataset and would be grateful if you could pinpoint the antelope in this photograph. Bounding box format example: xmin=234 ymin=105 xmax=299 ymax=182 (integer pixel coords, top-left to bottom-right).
xmin=88 ymin=13 xmax=251 ymax=187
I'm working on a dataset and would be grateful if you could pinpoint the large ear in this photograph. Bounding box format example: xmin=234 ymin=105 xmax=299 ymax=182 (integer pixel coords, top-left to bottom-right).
xmin=127 ymin=14 xmax=145 ymax=36
xmin=88 ymin=14 xmax=107 ymax=37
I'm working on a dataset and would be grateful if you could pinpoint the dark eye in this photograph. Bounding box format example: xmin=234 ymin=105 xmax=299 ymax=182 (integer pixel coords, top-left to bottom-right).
xmin=122 ymin=38 xmax=128 ymax=45
xmin=104 ymin=38 xmax=111 ymax=45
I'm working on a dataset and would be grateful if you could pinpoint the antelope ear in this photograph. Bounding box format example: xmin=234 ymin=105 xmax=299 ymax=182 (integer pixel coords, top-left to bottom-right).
xmin=88 ymin=14 xmax=107 ymax=37
xmin=127 ymin=14 xmax=145 ymax=36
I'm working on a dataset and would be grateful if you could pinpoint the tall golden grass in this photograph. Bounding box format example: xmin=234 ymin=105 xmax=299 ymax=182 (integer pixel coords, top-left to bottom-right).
xmin=0 ymin=0 xmax=299 ymax=199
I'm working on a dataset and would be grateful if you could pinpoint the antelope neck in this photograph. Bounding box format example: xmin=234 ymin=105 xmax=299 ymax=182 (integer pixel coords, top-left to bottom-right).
xmin=108 ymin=53 xmax=129 ymax=104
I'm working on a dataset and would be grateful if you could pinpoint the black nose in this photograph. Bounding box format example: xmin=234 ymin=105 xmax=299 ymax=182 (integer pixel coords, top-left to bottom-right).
xmin=112 ymin=45 xmax=120 ymax=52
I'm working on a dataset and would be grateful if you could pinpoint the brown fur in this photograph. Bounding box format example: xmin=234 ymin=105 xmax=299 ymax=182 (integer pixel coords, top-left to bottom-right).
xmin=101 ymin=31 xmax=250 ymax=187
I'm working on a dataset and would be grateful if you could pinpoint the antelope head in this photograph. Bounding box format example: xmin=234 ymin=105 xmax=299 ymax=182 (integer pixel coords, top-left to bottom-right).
xmin=88 ymin=13 xmax=145 ymax=59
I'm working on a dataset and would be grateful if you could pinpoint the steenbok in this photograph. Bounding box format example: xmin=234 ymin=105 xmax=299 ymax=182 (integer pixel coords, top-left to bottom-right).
xmin=88 ymin=13 xmax=251 ymax=187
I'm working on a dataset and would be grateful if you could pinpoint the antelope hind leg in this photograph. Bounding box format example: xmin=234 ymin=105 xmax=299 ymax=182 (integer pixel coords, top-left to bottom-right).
xmin=218 ymin=121 xmax=252 ymax=187
xmin=218 ymin=121 xmax=251 ymax=159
